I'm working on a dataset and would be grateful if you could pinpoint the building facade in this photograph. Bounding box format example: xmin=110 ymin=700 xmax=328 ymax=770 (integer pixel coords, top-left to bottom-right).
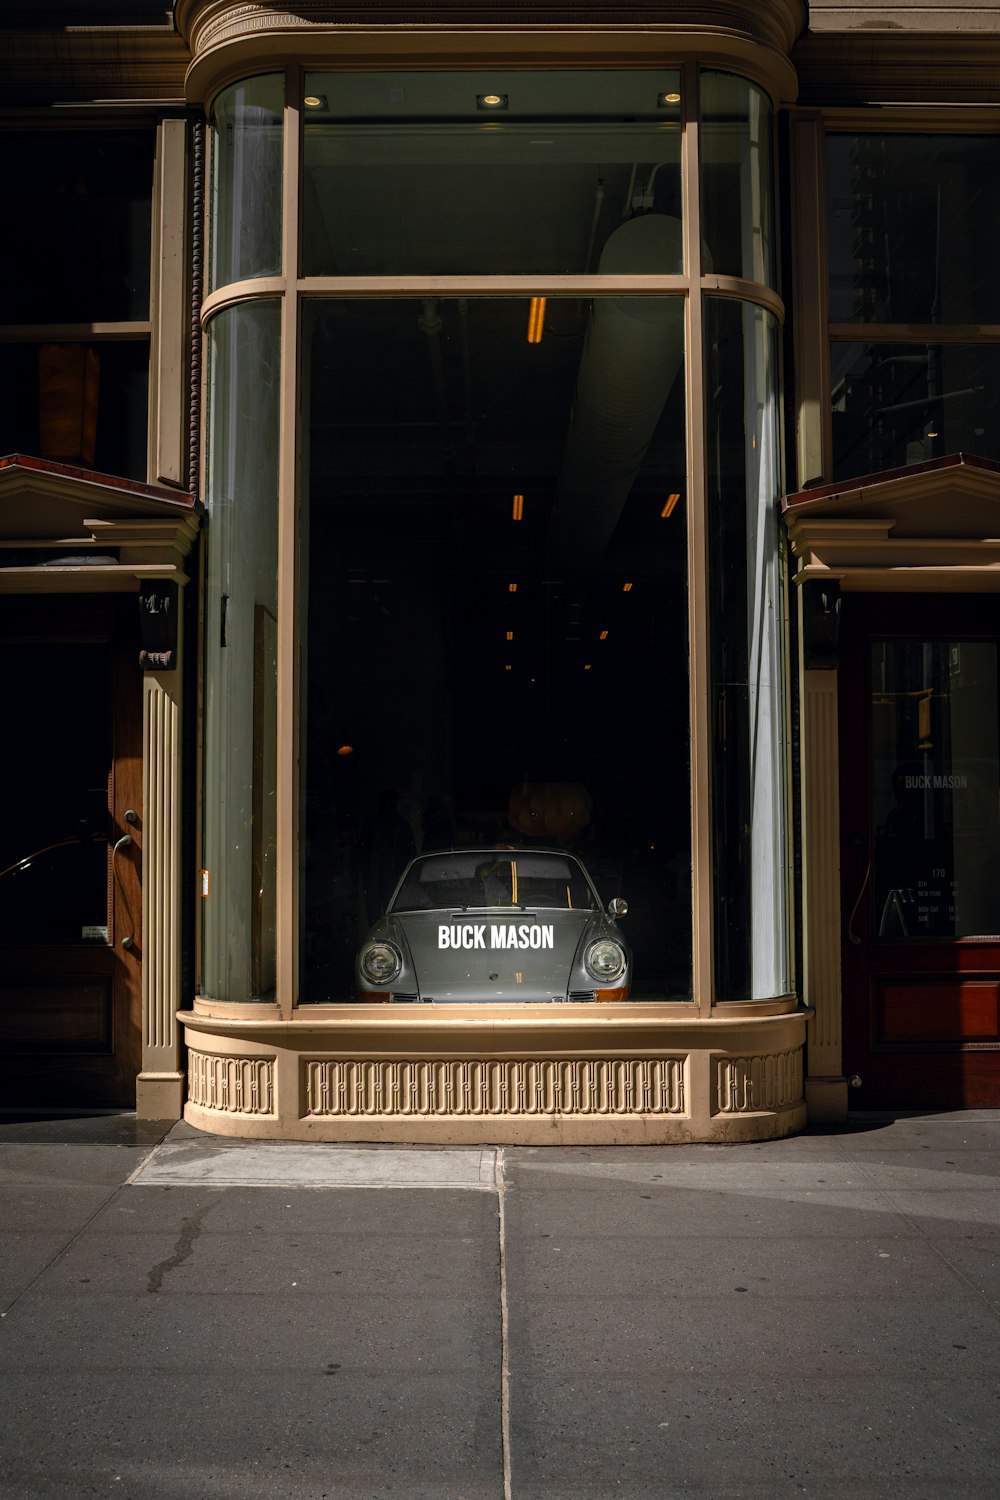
xmin=2 ymin=0 xmax=998 ymax=1141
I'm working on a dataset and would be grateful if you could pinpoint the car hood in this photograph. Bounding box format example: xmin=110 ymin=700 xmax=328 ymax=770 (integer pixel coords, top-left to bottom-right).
xmin=392 ymin=909 xmax=599 ymax=1002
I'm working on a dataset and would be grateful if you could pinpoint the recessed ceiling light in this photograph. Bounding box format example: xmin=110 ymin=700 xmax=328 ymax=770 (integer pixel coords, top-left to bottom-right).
xmin=304 ymin=94 xmax=327 ymax=110
xmin=477 ymin=93 xmax=508 ymax=110
xmin=658 ymin=91 xmax=681 ymax=107
xmin=336 ymin=744 xmax=354 ymax=756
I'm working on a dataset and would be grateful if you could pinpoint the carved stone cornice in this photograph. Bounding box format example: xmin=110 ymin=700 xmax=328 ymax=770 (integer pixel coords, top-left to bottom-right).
xmin=175 ymin=0 xmax=804 ymax=105
xmin=793 ymin=31 xmax=1000 ymax=106
xmin=1 ymin=26 xmax=190 ymax=107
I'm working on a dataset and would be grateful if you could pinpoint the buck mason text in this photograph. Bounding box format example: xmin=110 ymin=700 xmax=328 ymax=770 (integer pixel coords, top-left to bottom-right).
xmin=438 ymin=924 xmax=555 ymax=950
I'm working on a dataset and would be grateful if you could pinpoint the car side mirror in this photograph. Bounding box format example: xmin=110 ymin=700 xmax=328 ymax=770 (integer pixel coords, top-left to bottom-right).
xmin=608 ymin=897 xmax=628 ymax=918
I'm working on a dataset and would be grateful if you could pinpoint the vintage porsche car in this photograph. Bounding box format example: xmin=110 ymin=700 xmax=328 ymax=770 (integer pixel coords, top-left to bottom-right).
xmin=355 ymin=848 xmax=631 ymax=1003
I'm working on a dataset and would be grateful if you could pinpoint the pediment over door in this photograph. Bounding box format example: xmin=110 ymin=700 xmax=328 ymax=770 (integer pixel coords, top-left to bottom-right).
xmin=782 ymin=453 xmax=1000 ymax=594
xmin=0 ymin=455 xmax=201 ymax=594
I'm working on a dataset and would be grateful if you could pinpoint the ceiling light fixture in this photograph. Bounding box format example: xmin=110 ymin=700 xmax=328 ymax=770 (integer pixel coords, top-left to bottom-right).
xmin=336 ymin=745 xmax=354 ymax=756
xmin=658 ymin=91 xmax=681 ymax=107
xmin=477 ymin=93 xmax=508 ymax=110
xmin=304 ymin=94 xmax=327 ymax=109
xmin=583 ymin=663 xmax=592 ymax=671
xmin=526 ymin=297 xmax=547 ymax=344
xmin=661 ymin=492 xmax=681 ymax=518
xmin=505 ymin=663 xmax=512 ymax=671
xmin=512 ymin=493 xmax=524 ymax=520
xmin=506 ymin=630 xmax=514 ymax=641
xmin=508 ymin=582 xmax=517 ymax=593
xmin=623 ymin=581 xmax=634 ymax=592
xmin=599 ymin=629 xmax=609 ymax=641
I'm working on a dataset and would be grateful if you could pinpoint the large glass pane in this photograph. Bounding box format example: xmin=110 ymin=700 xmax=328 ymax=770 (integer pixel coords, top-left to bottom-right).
xmin=302 ymin=71 xmax=682 ymax=275
xmin=871 ymin=640 xmax=1000 ymax=939
xmin=831 ymin=342 xmax=1000 ymax=480
xmin=300 ymin=296 xmax=691 ymax=1003
xmin=209 ymin=75 xmax=283 ymax=292
xmin=202 ymin=301 xmax=280 ymax=1001
xmin=0 ymin=131 xmax=152 ymax=324
xmin=828 ymin=135 xmax=1000 ymax=325
xmin=705 ymin=297 xmax=789 ymax=1000
xmin=700 ymin=72 xmax=774 ymax=288
xmin=0 ymin=340 xmax=149 ymax=480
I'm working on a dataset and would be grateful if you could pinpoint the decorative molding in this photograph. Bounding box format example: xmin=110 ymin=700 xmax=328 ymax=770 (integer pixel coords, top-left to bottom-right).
xmin=716 ymin=1049 xmax=803 ymax=1112
xmin=188 ymin=1050 xmax=276 ymax=1113
xmin=142 ymin=676 xmax=181 ymax=1054
xmin=303 ymin=1056 xmax=686 ymax=1117
xmin=175 ymin=0 xmax=803 ymax=104
xmin=178 ymin=0 xmax=805 ymax=55
xmin=794 ymin=32 xmax=1000 ymax=107
xmin=189 ymin=120 xmax=205 ymax=500
xmin=1 ymin=29 xmax=190 ymax=107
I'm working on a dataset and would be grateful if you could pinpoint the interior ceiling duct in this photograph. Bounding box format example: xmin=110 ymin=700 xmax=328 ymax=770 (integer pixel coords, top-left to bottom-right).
xmin=549 ymin=214 xmax=684 ymax=569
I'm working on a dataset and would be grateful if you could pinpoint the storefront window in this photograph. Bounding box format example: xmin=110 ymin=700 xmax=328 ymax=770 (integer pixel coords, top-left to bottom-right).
xmin=302 ymin=70 xmax=683 ymax=276
xmin=299 ymin=296 xmax=691 ymax=1002
xmin=705 ymin=296 xmax=789 ymax=999
xmin=700 ymin=72 xmax=774 ymax=288
xmin=202 ymin=300 xmax=280 ymax=1001
xmin=209 ymin=74 xmax=284 ymax=291
xmin=871 ymin=640 xmax=1000 ymax=939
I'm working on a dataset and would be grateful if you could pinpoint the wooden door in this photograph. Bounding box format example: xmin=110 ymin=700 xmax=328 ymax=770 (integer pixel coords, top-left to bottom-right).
xmin=0 ymin=595 xmax=142 ymax=1107
xmin=840 ymin=593 xmax=1000 ymax=1109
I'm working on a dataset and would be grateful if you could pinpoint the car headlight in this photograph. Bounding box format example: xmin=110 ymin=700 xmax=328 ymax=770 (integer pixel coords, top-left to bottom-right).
xmin=585 ymin=939 xmax=626 ymax=982
xmin=360 ymin=941 xmax=402 ymax=984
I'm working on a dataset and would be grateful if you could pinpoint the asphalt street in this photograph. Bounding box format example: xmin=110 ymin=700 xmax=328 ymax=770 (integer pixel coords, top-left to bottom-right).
xmin=1 ymin=1111 xmax=998 ymax=1499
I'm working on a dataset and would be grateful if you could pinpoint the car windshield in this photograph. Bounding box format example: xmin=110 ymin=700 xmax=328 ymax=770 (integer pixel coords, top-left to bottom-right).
xmin=389 ymin=851 xmax=598 ymax=913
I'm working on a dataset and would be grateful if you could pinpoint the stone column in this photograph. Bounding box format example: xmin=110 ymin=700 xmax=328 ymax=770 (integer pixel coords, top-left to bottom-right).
xmin=136 ymin=629 xmax=186 ymax=1119
xmin=801 ymin=664 xmax=848 ymax=1121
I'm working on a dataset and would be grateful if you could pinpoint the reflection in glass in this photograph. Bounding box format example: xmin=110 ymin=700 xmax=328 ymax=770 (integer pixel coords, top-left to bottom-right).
xmin=700 ymin=71 xmax=774 ymax=287
xmin=705 ymin=297 xmax=789 ymax=1000
xmin=0 ymin=131 xmax=152 ymax=324
xmin=828 ymin=135 xmax=1000 ymax=325
xmin=872 ymin=640 xmax=1000 ymax=939
xmin=0 ymin=340 xmax=149 ymax=481
xmin=300 ymin=297 xmax=691 ymax=1001
xmin=831 ymin=343 xmax=1000 ymax=480
xmin=202 ymin=301 xmax=280 ymax=1001
xmin=302 ymin=71 xmax=682 ymax=276
xmin=209 ymin=74 xmax=283 ymax=292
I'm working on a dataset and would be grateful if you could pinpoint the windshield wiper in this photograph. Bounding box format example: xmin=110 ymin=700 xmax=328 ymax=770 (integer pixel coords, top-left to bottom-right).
xmin=454 ymin=905 xmax=533 ymax=914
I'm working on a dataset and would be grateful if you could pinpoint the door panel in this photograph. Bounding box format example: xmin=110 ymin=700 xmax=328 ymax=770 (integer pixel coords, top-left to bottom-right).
xmin=840 ymin=594 xmax=1000 ymax=1109
xmin=0 ymin=596 xmax=142 ymax=1107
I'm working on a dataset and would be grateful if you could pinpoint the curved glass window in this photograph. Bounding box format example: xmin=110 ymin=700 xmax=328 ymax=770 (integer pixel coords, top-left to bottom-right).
xmin=705 ymin=297 xmax=789 ymax=999
xmin=302 ymin=70 xmax=683 ymax=276
xmin=700 ymin=72 xmax=774 ymax=288
xmin=209 ymin=74 xmax=284 ymax=291
xmin=202 ymin=300 xmax=280 ymax=1001
xmin=299 ymin=296 xmax=691 ymax=1003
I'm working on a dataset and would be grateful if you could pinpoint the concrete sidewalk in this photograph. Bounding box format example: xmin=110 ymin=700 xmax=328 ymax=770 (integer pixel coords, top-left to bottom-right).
xmin=1 ymin=1113 xmax=998 ymax=1499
